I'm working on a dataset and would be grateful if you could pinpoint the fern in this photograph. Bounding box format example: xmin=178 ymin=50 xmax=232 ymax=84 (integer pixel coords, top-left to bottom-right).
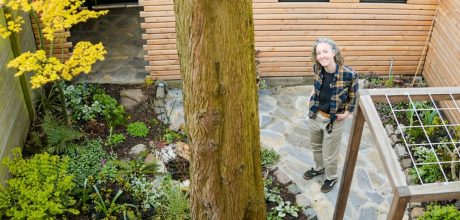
xmin=42 ymin=114 xmax=84 ymax=155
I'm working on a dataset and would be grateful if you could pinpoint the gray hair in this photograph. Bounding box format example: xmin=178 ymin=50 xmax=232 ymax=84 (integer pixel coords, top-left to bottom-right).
xmin=311 ymin=37 xmax=344 ymax=72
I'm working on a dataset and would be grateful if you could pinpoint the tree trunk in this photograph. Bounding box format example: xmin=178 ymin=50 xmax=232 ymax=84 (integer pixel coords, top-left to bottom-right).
xmin=174 ymin=0 xmax=266 ymax=219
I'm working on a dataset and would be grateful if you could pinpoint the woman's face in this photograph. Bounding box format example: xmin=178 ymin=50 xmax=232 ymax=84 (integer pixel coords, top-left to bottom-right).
xmin=316 ymin=43 xmax=336 ymax=68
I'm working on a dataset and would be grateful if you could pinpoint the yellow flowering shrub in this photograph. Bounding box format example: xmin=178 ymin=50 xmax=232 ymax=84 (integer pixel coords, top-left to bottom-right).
xmin=8 ymin=41 xmax=106 ymax=88
xmin=0 ymin=0 xmax=107 ymax=41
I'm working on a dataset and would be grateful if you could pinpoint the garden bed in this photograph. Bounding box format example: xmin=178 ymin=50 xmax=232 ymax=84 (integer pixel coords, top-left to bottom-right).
xmin=361 ymin=74 xmax=460 ymax=219
xmin=2 ymin=83 xmax=308 ymax=219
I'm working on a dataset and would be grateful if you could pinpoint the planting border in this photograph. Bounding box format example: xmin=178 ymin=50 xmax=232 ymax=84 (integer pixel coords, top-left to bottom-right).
xmin=333 ymin=87 xmax=460 ymax=220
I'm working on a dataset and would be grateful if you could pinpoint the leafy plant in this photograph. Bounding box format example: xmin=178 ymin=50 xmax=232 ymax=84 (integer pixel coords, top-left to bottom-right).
xmin=92 ymin=185 xmax=138 ymax=219
xmin=42 ymin=113 xmax=84 ymax=154
xmin=0 ymin=148 xmax=79 ymax=219
xmin=93 ymin=93 xmax=126 ymax=127
xmin=68 ymin=139 xmax=110 ymax=187
xmin=112 ymin=157 xmax=160 ymax=180
xmin=127 ymin=122 xmax=149 ymax=138
xmin=155 ymin=176 xmax=191 ymax=219
xmin=264 ymin=177 xmax=300 ymax=219
xmin=261 ymin=148 xmax=280 ymax=168
xmin=130 ymin=177 xmax=165 ymax=210
xmin=107 ymin=133 xmax=126 ymax=146
xmin=418 ymin=204 xmax=460 ymax=220
xmin=163 ymin=129 xmax=183 ymax=144
xmin=409 ymin=147 xmax=443 ymax=184
xmin=64 ymin=83 xmax=103 ymax=121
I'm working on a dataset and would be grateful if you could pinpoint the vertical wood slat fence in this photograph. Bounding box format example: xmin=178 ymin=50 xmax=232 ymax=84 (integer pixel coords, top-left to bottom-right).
xmin=0 ymin=9 xmax=32 ymax=182
xmin=335 ymin=87 xmax=460 ymax=220
xmin=421 ymin=0 xmax=460 ymax=125
xmin=139 ymin=0 xmax=438 ymax=80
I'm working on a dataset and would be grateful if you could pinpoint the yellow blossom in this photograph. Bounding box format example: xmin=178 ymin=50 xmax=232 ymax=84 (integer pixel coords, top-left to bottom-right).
xmin=0 ymin=0 xmax=107 ymax=41
xmin=7 ymin=42 xmax=106 ymax=89
xmin=63 ymin=41 xmax=106 ymax=79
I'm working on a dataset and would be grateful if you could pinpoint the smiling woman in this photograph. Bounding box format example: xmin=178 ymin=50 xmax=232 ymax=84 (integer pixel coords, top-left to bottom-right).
xmin=303 ymin=37 xmax=359 ymax=193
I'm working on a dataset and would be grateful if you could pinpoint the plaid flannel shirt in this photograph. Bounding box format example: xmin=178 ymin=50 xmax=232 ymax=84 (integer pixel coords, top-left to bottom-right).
xmin=308 ymin=64 xmax=359 ymax=132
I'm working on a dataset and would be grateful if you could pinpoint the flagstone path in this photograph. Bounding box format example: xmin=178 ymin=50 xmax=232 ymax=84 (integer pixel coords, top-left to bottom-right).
xmin=165 ymin=85 xmax=409 ymax=220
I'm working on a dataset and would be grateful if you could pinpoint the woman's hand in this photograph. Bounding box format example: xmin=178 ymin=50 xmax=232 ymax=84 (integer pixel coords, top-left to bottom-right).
xmin=336 ymin=111 xmax=350 ymax=122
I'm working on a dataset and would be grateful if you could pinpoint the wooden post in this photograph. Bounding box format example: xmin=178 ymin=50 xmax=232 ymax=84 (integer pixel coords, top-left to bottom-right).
xmin=387 ymin=186 xmax=411 ymax=220
xmin=333 ymin=104 xmax=365 ymax=220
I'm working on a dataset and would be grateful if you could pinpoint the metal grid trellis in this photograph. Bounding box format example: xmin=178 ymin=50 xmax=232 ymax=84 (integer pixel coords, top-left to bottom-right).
xmin=332 ymin=87 xmax=460 ymax=220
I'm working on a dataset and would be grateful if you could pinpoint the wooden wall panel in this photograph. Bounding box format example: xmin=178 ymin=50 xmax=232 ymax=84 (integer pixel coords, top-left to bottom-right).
xmin=139 ymin=0 xmax=438 ymax=80
xmin=422 ymin=0 xmax=460 ymax=123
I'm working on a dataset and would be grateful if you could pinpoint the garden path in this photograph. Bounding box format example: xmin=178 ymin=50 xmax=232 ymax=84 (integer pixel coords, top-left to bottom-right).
xmin=165 ymin=85 xmax=406 ymax=220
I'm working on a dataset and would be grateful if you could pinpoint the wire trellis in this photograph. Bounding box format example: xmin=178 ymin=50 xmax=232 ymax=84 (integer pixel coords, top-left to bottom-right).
xmin=385 ymin=92 xmax=460 ymax=185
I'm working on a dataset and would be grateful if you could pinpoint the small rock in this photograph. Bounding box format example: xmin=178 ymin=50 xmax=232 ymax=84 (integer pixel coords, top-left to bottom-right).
xmin=154 ymin=107 xmax=166 ymax=115
xmin=287 ymin=183 xmax=302 ymax=195
xmin=155 ymin=144 xmax=176 ymax=163
xmin=409 ymin=202 xmax=422 ymax=209
xmin=295 ymin=194 xmax=312 ymax=207
xmin=385 ymin=124 xmax=395 ymax=136
xmin=405 ymin=168 xmax=417 ymax=184
xmin=401 ymin=158 xmax=412 ymax=169
xmin=156 ymin=160 xmax=167 ymax=173
xmin=144 ymin=153 xmax=156 ymax=164
xmin=274 ymin=169 xmax=291 ymax=185
xmin=130 ymin=144 xmax=147 ymax=155
xmin=154 ymin=99 xmax=165 ymax=108
xmin=358 ymin=79 xmax=369 ymax=89
xmin=390 ymin=134 xmax=399 ymax=145
xmin=455 ymin=200 xmax=460 ymax=209
xmin=176 ymin=141 xmax=190 ymax=161
xmin=156 ymin=83 xmax=166 ymax=98
xmin=181 ymin=179 xmax=190 ymax=188
xmin=410 ymin=207 xmax=425 ymax=219
xmin=158 ymin=114 xmax=169 ymax=124
xmin=148 ymin=140 xmax=155 ymax=148
xmin=303 ymin=207 xmax=318 ymax=220
xmin=120 ymin=89 xmax=147 ymax=111
xmin=395 ymin=144 xmax=408 ymax=159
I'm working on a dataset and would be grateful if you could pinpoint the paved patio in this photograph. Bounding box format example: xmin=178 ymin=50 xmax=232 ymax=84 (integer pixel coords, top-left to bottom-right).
xmin=165 ymin=85 xmax=407 ymax=220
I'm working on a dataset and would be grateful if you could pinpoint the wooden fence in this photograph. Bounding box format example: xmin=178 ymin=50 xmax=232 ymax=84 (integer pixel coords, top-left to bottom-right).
xmin=139 ymin=0 xmax=438 ymax=80
xmin=0 ymin=9 xmax=34 ymax=182
xmin=421 ymin=0 xmax=460 ymax=124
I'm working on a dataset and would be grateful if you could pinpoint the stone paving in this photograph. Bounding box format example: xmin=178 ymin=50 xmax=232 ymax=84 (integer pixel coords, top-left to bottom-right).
xmin=165 ymin=85 xmax=406 ymax=220
xmin=70 ymin=7 xmax=148 ymax=84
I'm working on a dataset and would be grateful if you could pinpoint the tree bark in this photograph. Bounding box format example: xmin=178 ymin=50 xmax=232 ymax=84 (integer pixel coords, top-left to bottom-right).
xmin=174 ymin=0 xmax=266 ymax=219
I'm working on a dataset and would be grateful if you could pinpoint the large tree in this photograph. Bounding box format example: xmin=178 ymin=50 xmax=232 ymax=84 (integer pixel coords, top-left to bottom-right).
xmin=174 ymin=0 xmax=266 ymax=219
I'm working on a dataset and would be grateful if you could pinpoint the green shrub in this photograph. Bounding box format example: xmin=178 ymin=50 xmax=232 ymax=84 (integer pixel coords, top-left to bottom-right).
xmin=419 ymin=204 xmax=460 ymax=220
xmin=68 ymin=139 xmax=111 ymax=187
xmin=155 ymin=176 xmax=190 ymax=219
xmin=93 ymin=93 xmax=125 ymax=127
xmin=163 ymin=129 xmax=183 ymax=144
xmin=409 ymin=147 xmax=443 ymax=184
xmin=127 ymin=122 xmax=149 ymax=138
xmin=64 ymin=83 xmax=103 ymax=121
xmin=0 ymin=148 xmax=79 ymax=219
xmin=107 ymin=133 xmax=126 ymax=146
xmin=42 ymin=113 xmax=85 ymax=155
xmin=261 ymin=148 xmax=280 ymax=168
xmin=264 ymin=176 xmax=300 ymax=219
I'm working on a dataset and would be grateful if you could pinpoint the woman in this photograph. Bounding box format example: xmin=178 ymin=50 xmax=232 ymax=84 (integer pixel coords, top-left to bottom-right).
xmin=303 ymin=37 xmax=359 ymax=193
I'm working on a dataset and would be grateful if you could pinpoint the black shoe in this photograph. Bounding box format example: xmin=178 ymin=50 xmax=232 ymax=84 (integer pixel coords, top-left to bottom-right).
xmin=303 ymin=168 xmax=325 ymax=180
xmin=321 ymin=178 xmax=338 ymax=193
